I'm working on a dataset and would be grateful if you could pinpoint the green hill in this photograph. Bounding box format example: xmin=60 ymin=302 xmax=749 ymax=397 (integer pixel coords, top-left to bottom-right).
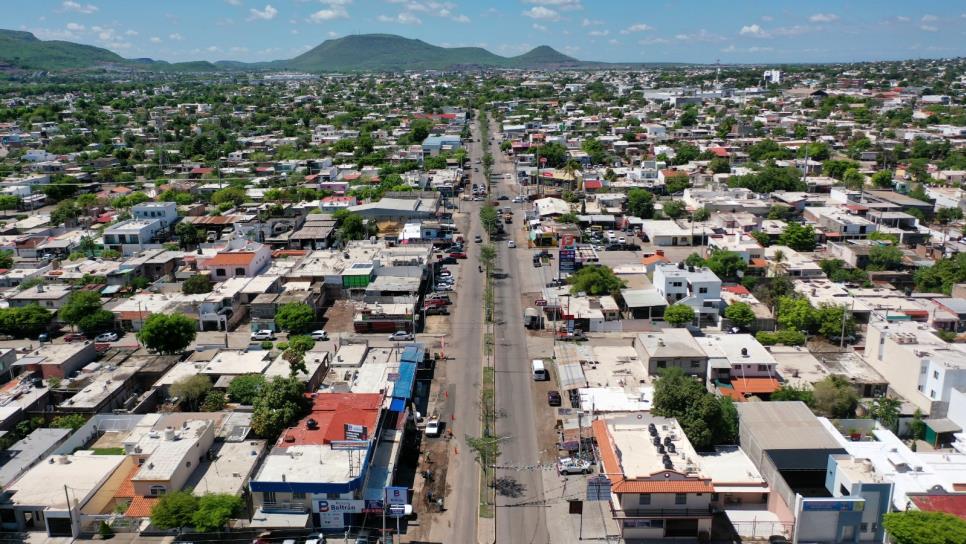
xmin=0 ymin=29 xmax=125 ymax=70
xmin=286 ymin=34 xmax=579 ymax=72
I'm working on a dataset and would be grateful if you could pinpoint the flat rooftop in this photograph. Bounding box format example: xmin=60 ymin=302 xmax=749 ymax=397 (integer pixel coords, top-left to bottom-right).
xmin=698 ymin=446 xmax=768 ymax=488
xmin=737 ymin=401 xmax=842 ymax=451
xmin=7 ymin=454 xmax=124 ymax=508
xmin=187 ymin=439 xmax=267 ymax=496
xmin=602 ymin=414 xmax=701 ymax=479
xmin=769 ymin=345 xmax=829 ymax=388
xmin=201 ymin=350 xmax=272 ymax=376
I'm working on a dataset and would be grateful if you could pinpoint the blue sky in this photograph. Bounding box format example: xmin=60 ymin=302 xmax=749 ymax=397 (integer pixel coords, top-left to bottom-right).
xmin=10 ymin=0 xmax=966 ymax=64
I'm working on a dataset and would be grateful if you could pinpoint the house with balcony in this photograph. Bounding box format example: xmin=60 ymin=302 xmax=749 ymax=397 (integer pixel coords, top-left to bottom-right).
xmin=593 ymin=415 xmax=714 ymax=541
xmin=103 ymin=219 xmax=165 ymax=257
xmin=653 ymin=263 xmax=722 ymax=325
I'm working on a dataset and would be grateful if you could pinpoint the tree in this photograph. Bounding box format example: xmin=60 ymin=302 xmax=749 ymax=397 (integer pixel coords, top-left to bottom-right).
xmin=842 ymin=168 xmax=865 ymax=190
xmin=626 ymin=188 xmax=655 ymax=219
xmin=664 ymin=172 xmax=690 ymax=195
xmin=756 ymin=329 xmax=807 ymax=346
xmin=566 ymin=265 xmax=626 ymax=297
xmin=0 ymin=305 xmax=53 ymax=338
xmin=652 ymin=367 xmax=736 ymax=449
xmin=211 ymin=187 xmax=246 ymax=207
xmin=51 ymin=200 xmax=81 ymax=226
xmin=170 ymin=375 xmax=212 ymax=411
xmin=936 ymin=206 xmax=964 ymax=225
xmin=815 ymin=304 xmax=856 ymax=340
xmin=479 ymin=243 xmax=496 ymax=270
xmin=709 ymin=157 xmax=731 ymax=174
xmin=137 ymin=314 xmax=197 ymax=354
xmin=724 ymin=302 xmax=756 ymax=330
xmin=59 ymin=291 xmax=103 ymax=329
xmin=778 ymin=222 xmax=817 ymax=251
xmin=337 ymin=212 xmax=372 ymax=242
xmin=284 ymin=335 xmax=315 ymax=377
xmin=50 ymin=414 xmax=87 ymax=430
xmin=663 ymin=200 xmax=686 ymax=219
xmin=78 ymin=236 xmax=98 ymax=257
xmin=175 ymin=222 xmax=201 ymax=249
xmin=192 ymin=493 xmax=243 ymax=533
xmin=882 ymin=511 xmax=966 ymax=544
xmin=909 ymin=408 xmax=926 ymax=441
xmin=664 ymin=304 xmax=695 ymax=327
xmin=823 ymin=159 xmax=859 ymax=180
xmin=777 ymin=296 xmax=815 ymax=333
xmin=479 ymin=205 xmax=499 ymax=236
xmin=869 ymin=396 xmax=901 ymax=431
xmin=182 ymin=275 xmax=213 ymax=295
xmin=704 ymin=250 xmax=747 ymax=281
xmin=0 ymin=250 xmax=12 ymax=269
xmin=728 ymin=166 xmax=806 ymax=193
xmin=533 ymin=142 xmax=568 ymax=168
xmin=692 ymin=207 xmax=711 ymax=222
xmin=867 ymin=245 xmax=904 ymax=271
xmin=0 ymin=194 xmax=20 ymax=212
xmin=150 ymin=490 xmax=198 ymax=531
xmin=275 ymin=303 xmax=315 ymax=334
xmin=227 ymin=374 xmax=266 ymax=405
xmin=252 ymin=376 xmax=310 ymax=438
xmin=812 ymin=375 xmax=858 ymax=418
xmin=771 ymin=385 xmax=815 ymax=404
xmin=77 ymin=310 xmax=116 ymax=336
xmin=871 ymin=170 xmax=894 ymax=188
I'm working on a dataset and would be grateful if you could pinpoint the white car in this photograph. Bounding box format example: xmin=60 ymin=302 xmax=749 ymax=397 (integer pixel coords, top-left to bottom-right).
xmin=95 ymin=331 xmax=119 ymax=343
xmin=507 ymin=240 xmax=516 ymax=248
xmin=310 ymin=330 xmax=328 ymax=341
xmin=250 ymin=330 xmax=276 ymax=341
xmin=557 ymin=457 xmax=592 ymax=475
xmin=388 ymin=331 xmax=415 ymax=342
xmin=424 ymin=419 xmax=441 ymax=437
xmin=618 ymin=237 xmax=626 ymax=244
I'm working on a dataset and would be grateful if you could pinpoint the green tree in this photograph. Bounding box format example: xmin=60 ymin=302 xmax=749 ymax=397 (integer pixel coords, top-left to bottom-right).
xmin=812 ymin=375 xmax=858 ymax=418
xmin=479 ymin=205 xmax=499 ymax=236
xmin=201 ymin=390 xmax=226 ymax=412
xmin=842 ymin=168 xmax=865 ymax=190
xmin=0 ymin=194 xmax=20 ymax=212
xmin=50 ymin=414 xmax=87 ymax=430
xmin=170 ymin=375 xmax=212 ymax=411
xmin=192 ymin=493 xmax=243 ymax=533
xmin=815 ymin=304 xmax=856 ymax=340
xmin=284 ymin=335 xmax=315 ymax=377
xmin=626 ymin=188 xmax=655 ymax=219
xmin=867 ymin=245 xmax=904 ymax=271
xmin=709 ymin=157 xmax=731 ymax=174
xmin=77 ymin=310 xmax=116 ymax=336
xmin=51 ymin=200 xmax=81 ymax=226
xmin=823 ymin=159 xmax=859 ymax=180
xmin=882 ymin=511 xmax=966 ymax=544
xmin=337 ymin=212 xmax=372 ymax=242
xmin=704 ymin=250 xmax=746 ymax=281
xmin=871 ymin=170 xmax=894 ymax=188
xmin=777 ymin=296 xmax=815 ymax=333
xmin=909 ymin=408 xmax=926 ymax=440
xmin=662 ymin=200 xmax=686 ymax=219
xmin=182 ymin=275 xmax=213 ymax=295
xmin=251 ymin=376 xmax=310 ymax=438
xmin=653 ymin=367 xmax=736 ymax=449
xmin=0 ymin=305 xmax=53 ymax=338
xmin=0 ymin=250 xmax=13 ymax=269
xmin=778 ymin=222 xmax=817 ymax=251
xmin=275 ymin=303 xmax=315 ymax=334
xmin=664 ymin=304 xmax=695 ymax=327
xmin=479 ymin=243 xmax=496 ymax=270
xmin=756 ymin=329 xmax=807 ymax=346
xmin=59 ymin=291 xmax=103 ymax=329
xmin=211 ymin=187 xmax=246 ymax=207
xmin=566 ymin=265 xmax=626 ymax=297
xmin=175 ymin=222 xmax=201 ymax=249
xmin=869 ymin=396 xmax=901 ymax=431
xmin=771 ymin=385 xmax=815 ymax=404
xmin=150 ymin=490 xmax=198 ymax=531
xmin=137 ymin=314 xmax=197 ymax=354
xmin=936 ymin=206 xmax=964 ymax=225
xmin=724 ymin=302 xmax=756 ymax=330
xmin=227 ymin=374 xmax=266 ymax=405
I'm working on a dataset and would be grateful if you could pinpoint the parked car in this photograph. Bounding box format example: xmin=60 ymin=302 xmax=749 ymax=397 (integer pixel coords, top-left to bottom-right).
xmin=250 ymin=330 xmax=275 ymax=341
xmin=546 ymin=279 xmax=565 ymax=288
xmin=437 ymin=255 xmax=457 ymax=265
xmin=474 ymin=235 xmax=483 ymax=243
xmin=426 ymin=293 xmax=452 ymax=304
xmin=435 ymin=284 xmax=454 ymax=292
xmin=310 ymin=330 xmax=328 ymax=341
xmin=63 ymin=333 xmax=87 ymax=343
xmin=496 ymin=195 xmax=509 ymax=201
xmin=388 ymin=331 xmax=415 ymax=342
xmin=547 ymin=390 xmax=562 ymax=406
xmin=557 ymin=457 xmax=592 ymax=475
xmin=507 ymin=240 xmax=516 ymax=248
xmin=95 ymin=331 xmax=119 ymax=343
xmin=424 ymin=419 xmax=441 ymax=437
xmin=448 ymin=252 xmax=467 ymax=259
xmin=438 ymin=269 xmax=452 ymax=278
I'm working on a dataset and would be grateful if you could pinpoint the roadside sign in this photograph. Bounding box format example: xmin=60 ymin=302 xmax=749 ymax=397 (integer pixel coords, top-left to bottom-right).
xmin=386 ymin=486 xmax=408 ymax=505
xmin=535 ymin=299 xmax=548 ymax=307
xmin=586 ymin=476 xmax=612 ymax=502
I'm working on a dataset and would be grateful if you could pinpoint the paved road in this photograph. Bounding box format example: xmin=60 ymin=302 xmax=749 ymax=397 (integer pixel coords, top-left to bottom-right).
xmin=428 ymin=116 xmax=487 ymax=544
xmin=488 ymin=131 xmax=551 ymax=543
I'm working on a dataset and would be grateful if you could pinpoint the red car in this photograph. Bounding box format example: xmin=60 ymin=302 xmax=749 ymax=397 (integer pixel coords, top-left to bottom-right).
xmin=63 ymin=333 xmax=87 ymax=343
xmin=448 ymin=252 xmax=467 ymax=259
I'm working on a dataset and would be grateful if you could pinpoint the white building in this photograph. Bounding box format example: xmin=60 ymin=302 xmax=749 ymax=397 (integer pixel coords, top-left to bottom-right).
xmin=653 ymin=263 xmax=722 ymax=325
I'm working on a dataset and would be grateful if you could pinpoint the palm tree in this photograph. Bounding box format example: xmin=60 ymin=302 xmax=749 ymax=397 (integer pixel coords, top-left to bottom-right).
xmin=561 ymin=159 xmax=582 ymax=193
xmin=772 ymin=249 xmax=786 ymax=277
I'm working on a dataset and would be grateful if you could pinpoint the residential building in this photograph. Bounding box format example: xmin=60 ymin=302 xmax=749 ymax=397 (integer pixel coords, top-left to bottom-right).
xmin=632 ymin=329 xmax=709 ymax=378
xmin=652 ymin=263 xmax=722 ymax=325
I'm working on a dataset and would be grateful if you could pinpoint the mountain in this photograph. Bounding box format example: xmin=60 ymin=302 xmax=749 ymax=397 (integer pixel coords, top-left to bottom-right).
xmin=0 ymin=29 xmax=125 ymax=70
xmin=0 ymin=29 xmax=588 ymax=73
xmin=286 ymin=34 xmax=578 ymax=72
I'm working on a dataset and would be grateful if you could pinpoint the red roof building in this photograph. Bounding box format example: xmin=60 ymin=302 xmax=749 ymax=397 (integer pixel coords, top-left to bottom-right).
xmin=279 ymin=393 xmax=382 ymax=447
xmin=909 ymin=494 xmax=966 ymax=520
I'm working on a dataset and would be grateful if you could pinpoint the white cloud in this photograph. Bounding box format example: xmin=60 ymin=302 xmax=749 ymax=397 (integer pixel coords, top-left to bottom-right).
xmin=673 ymin=29 xmax=725 ymax=42
xmin=638 ymin=37 xmax=669 ymax=45
xmin=771 ymin=25 xmax=813 ymax=37
xmin=225 ymin=0 xmax=242 ymax=4
xmin=124 ymin=29 xmax=138 ymax=36
xmin=620 ymin=23 xmax=652 ymax=34
xmin=523 ymin=0 xmax=581 ymax=11
xmin=921 ymin=14 xmax=939 ymax=22
xmin=522 ymin=6 xmax=559 ymax=20
xmin=808 ymin=13 xmax=838 ymax=23
xmin=308 ymin=4 xmax=350 ymax=22
xmin=895 ymin=16 xmax=911 ymax=23
xmin=588 ymin=29 xmax=608 ymax=37
xmin=532 ymin=23 xmax=547 ymax=32
xmin=608 ymin=38 xmax=618 ymax=45
xmin=65 ymin=22 xmax=85 ymax=31
xmin=739 ymin=24 xmax=770 ymax=38
xmin=378 ymin=12 xmax=421 ymax=24
xmin=920 ymin=24 xmax=938 ymax=32
xmin=150 ymin=36 xmax=162 ymax=43
xmin=168 ymin=33 xmax=184 ymax=41
xmin=761 ymin=15 xmax=773 ymax=22
xmin=206 ymin=46 xmax=221 ymax=53
xmin=61 ymin=1 xmax=98 ymax=14
xmin=247 ymin=4 xmax=278 ymax=21
xmin=581 ymin=18 xmax=603 ymax=27
xmin=450 ymin=14 xmax=470 ymax=23
xmin=230 ymin=46 xmax=248 ymax=53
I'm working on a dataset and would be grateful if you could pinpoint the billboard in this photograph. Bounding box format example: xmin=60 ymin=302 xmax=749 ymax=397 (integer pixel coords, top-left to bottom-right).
xmin=313 ymin=499 xmax=365 ymax=514
xmin=344 ymin=423 xmax=368 ymax=441
xmin=386 ymin=486 xmax=408 ymax=505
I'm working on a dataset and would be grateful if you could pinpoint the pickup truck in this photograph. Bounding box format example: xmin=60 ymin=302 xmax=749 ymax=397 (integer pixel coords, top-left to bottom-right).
xmin=557 ymin=457 xmax=592 ymax=475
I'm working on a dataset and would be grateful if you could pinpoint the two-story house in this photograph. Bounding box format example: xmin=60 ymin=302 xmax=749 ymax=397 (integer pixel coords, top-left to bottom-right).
xmin=653 ymin=263 xmax=722 ymax=325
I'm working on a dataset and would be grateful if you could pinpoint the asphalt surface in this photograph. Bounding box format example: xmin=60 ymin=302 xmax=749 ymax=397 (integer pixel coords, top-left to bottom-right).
xmin=488 ymin=133 xmax=551 ymax=543
xmin=428 ymin=119 xmax=486 ymax=544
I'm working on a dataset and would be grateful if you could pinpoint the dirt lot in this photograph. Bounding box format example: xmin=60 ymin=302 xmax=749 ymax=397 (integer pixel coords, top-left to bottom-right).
xmin=321 ymin=299 xmax=357 ymax=334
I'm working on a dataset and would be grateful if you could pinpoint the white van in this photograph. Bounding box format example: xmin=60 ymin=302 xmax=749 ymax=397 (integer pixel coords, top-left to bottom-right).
xmin=531 ymin=359 xmax=548 ymax=381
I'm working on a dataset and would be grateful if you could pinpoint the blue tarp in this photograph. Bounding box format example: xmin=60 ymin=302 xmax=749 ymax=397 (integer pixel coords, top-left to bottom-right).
xmin=389 ymin=398 xmax=406 ymax=412
xmin=390 ymin=362 xmax=417 ymax=407
xmin=400 ymin=344 xmax=425 ymax=365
